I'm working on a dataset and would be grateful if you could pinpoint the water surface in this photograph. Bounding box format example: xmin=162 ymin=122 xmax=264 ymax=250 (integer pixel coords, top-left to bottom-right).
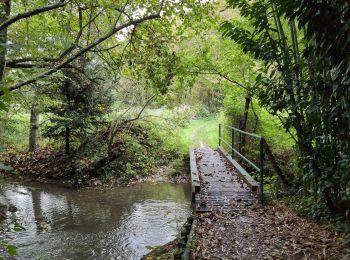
xmin=0 ymin=181 xmax=192 ymax=259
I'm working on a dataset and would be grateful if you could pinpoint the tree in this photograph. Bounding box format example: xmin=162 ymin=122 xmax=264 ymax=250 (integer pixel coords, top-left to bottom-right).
xmin=42 ymin=66 xmax=113 ymax=154
xmin=29 ymin=102 xmax=39 ymax=151
xmin=0 ymin=0 xmax=166 ymax=101
xmin=221 ymin=0 xmax=350 ymax=216
xmin=0 ymin=0 xmax=11 ymax=81
xmin=0 ymin=0 xmax=214 ymax=152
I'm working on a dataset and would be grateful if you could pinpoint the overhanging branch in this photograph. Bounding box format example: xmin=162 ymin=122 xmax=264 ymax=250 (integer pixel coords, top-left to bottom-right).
xmin=2 ymin=13 xmax=160 ymax=95
xmin=0 ymin=0 xmax=70 ymax=31
xmin=186 ymin=69 xmax=249 ymax=90
xmin=5 ymin=7 xmax=104 ymax=69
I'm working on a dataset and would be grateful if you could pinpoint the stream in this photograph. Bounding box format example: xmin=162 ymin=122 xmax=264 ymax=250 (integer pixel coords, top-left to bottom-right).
xmin=0 ymin=180 xmax=192 ymax=259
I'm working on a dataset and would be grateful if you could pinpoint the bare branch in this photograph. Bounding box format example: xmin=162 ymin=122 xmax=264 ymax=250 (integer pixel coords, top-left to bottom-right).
xmin=6 ymin=62 xmax=74 ymax=69
xmin=114 ymin=7 xmax=132 ymax=21
xmin=89 ymin=43 xmax=122 ymax=52
xmin=185 ymin=69 xmax=248 ymax=90
xmin=75 ymin=8 xmax=83 ymax=44
xmin=107 ymin=94 xmax=156 ymax=150
xmin=125 ymin=95 xmax=156 ymax=124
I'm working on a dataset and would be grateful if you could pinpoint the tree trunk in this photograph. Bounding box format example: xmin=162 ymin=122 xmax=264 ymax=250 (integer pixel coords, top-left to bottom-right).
xmin=65 ymin=126 xmax=70 ymax=154
xmin=86 ymin=151 xmax=120 ymax=177
xmin=263 ymin=140 xmax=290 ymax=187
xmin=239 ymin=94 xmax=251 ymax=153
xmin=0 ymin=0 xmax=11 ymax=81
xmin=29 ymin=104 xmax=39 ymax=151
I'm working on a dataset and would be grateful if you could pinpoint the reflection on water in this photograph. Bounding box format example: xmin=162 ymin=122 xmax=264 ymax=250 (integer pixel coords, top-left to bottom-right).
xmin=0 ymin=181 xmax=192 ymax=259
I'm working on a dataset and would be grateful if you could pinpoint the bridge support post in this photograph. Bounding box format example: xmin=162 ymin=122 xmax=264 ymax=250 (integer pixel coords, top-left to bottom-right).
xmin=231 ymin=128 xmax=235 ymax=159
xmin=259 ymin=138 xmax=265 ymax=206
xmin=219 ymin=124 xmax=221 ymax=146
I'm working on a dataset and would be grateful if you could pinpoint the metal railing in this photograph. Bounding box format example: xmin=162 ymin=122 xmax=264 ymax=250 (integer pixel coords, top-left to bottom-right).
xmin=219 ymin=124 xmax=265 ymax=205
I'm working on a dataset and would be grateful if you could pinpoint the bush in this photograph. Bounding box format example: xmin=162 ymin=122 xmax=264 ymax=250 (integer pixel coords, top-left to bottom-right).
xmin=196 ymin=105 xmax=212 ymax=119
xmin=93 ymin=122 xmax=185 ymax=184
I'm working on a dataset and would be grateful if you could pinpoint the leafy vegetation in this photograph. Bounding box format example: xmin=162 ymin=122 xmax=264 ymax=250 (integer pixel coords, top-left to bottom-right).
xmin=0 ymin=0 xmax=215 ymax=185
xmin=221 ymin=0 xmax=350 ymax=220
xmin=0 ymin=241 xmax=17 ymax=258
xmin=0 ymin=0 xmax=349 ymax=257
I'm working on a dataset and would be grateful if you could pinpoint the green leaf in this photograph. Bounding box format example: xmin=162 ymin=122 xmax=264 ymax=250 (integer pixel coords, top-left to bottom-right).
xmin=14 ymin=223 xmax=25 ymax=232
xmin=0 ymin=100 xmax=8 ymax=112
xmin=6 ymin=245 xmax=17 ymax=256
xmin=0 ymin=163 xmax=13 ymax=172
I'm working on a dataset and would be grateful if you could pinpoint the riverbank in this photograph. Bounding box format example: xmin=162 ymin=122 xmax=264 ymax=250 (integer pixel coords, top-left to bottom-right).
xmin=0 ymin=121 xmax=190 ymax=188
xmin=142 ymin=216 xmax=194 ymax=260
xmin=0 ymin=147 xmax=189 ymax=188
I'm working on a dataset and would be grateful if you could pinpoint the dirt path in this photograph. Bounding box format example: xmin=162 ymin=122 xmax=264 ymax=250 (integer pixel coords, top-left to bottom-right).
xmin=191 ymin=203 xmax=347 ymax=259
xmin=190 ymin=148 xmax=348 ymax=259
xmin=190 ymin=124 xmax=208 ymax=148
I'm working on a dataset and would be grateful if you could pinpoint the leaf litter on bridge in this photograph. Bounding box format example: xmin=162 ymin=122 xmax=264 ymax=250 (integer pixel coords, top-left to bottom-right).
xmin=191 ymin=147 xmax=348 ymax=259
xmin=191 ymin=201 xmax=348 ymax=259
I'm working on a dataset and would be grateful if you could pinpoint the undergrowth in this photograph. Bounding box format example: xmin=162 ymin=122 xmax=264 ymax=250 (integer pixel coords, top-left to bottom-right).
xmin=98 ymin=123 xmax=184 ymax=184
xmin=282 ymin=195 xmax=350 ymax=251
xmin=0 ymin=121 xmax=187 ymax=187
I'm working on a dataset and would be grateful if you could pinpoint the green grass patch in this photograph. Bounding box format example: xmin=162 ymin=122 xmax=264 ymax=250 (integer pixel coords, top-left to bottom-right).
xmin=179 ymin=118 xmax=219 ymax=150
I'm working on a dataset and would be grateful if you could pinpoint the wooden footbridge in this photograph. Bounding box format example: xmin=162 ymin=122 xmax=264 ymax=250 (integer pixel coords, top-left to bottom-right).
xmin=190 ymin=124 xmax=265 ymax=213
xmin=182 ymin=124 xmax=267 ymax=259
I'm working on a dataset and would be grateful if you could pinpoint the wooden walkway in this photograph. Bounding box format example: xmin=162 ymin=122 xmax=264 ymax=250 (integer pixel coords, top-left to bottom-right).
xmin=184 ymin=146 xmax=260 ymax=258
xmin=190 ymin=147 xmax=258 ymax=213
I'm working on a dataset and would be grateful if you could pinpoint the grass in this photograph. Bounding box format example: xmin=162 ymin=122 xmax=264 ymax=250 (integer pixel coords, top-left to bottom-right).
xmin=1 ymin=113 xmax=30 ymax=149
xmin=179 ymin=118 xmax=219 ymax=150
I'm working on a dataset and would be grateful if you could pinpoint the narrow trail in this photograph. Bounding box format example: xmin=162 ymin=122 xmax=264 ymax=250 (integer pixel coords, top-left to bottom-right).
xmin=190 ymin=123 xmax=208 ymax=148
xmin=190 ymin=147 xmax=347 ymax=259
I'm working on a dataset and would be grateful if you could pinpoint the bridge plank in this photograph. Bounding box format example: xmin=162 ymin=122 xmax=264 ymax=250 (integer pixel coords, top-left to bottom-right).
xmin=189 ymin=148 xmax=200 ymax=199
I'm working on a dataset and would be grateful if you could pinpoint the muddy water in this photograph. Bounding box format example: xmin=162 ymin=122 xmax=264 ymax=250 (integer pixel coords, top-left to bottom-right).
xmin=0 ymin=181 xmax=192 ymax=259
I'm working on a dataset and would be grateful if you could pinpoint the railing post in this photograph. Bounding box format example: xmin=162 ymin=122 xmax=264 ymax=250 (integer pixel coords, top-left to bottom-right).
xmin=219 ymin=124 xmax=221 ymax=147
xmin=259 ymin=137 xmax=264 ymax=206
xmin=231 ymin=128 xmax=234 ymax=158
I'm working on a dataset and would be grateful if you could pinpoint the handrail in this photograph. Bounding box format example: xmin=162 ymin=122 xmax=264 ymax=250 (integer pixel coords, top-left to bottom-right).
xmin=220 ymin=124 xmax=263 ymax=139
xmin=220 ymin=138 xmax=260 ymax=172
xmin=219 ymin=123 xmax=265 ymax=205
